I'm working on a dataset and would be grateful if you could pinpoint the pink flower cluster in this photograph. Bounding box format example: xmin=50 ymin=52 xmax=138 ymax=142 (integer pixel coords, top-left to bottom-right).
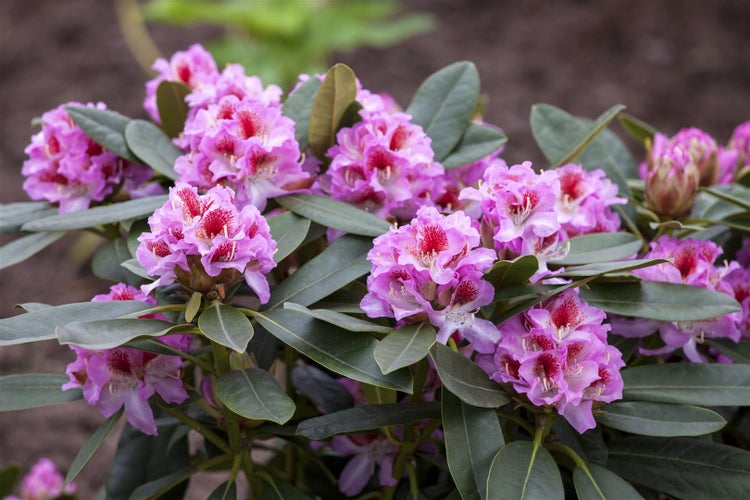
xmin=729 ymin=121 xmax=750 ymax=170
xmin=22 ymin=102 xmax=149 ymax=213
xmin=62 ymin=284 xmax=192 ymax=435
xmin=174 ymin=95 xmax=310 ymax=211
xmin=3 ymin=458 xmax=76 ymax=500
xmin=613 ymin=236 xmax=745 ymax=362
xmin=361 ymin=206 xmax=499 ymax=353
xmin=136 ymin=184 xmax=277 ymax=302
xmin=478 ymin=290 xmax=625 ymax=433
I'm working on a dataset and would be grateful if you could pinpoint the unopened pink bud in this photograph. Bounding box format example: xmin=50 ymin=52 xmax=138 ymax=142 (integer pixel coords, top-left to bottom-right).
xmin=645 ymin=145 xmax=700 ymax=220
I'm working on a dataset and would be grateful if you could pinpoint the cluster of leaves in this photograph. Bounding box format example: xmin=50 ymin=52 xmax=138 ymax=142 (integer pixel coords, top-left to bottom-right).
xmin=1 ymin=61 xmax=749 ymax=499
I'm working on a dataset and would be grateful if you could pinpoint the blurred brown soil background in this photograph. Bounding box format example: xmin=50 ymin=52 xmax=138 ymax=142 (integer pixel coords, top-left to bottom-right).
xmin=1 ymin=0 xmax=748 ymax=497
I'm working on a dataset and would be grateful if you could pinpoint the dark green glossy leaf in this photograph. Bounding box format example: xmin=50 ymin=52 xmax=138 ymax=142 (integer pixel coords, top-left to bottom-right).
xmin=216 ymin=368 xmax=295 ymax=424
xmin=66 ymin=409 xmax=123 ymax=484
xmin=336 ymin=100 xmax=363 ymax=130
xmin=261 ymin=474 xmax=313 ymax=500
xmin=707 ymin=339 xmax=750 ymax=364
xmin=208 ymin=480 xmax=237 ymax=500
xmin=485 ymin=255 xmax=539 ymax=290
xmin=283 ymin=76 xmax=323 ymax=150
xmin=267 ymin=210 xmax=311 ymax=263
xmin=442 ymin=388 xmax=504 ymax=500
xmin=0 ymin=231 xmax=64 ymax=270
xmin=618 ymin=112 xmax=656 ymax=144
xmin=284 ymin=302 xmax=392 ymax=335
xmin=290 ymin=364 xmax=353 ymax=413
xmin=0 ymin=374 xmax=81 ymax=411
xmin=701 ymin=185 xmax=750 ymax=211
xmin=430 ymin=343 xmax=508 ymax=408
xmin=554 ymin=258 xmax=667 ymax=279
xmin=573 ymin=463 xmax=644 ymax=500
xmin=597 ymin=401 xmax=726 ymax=436
xmin=375 ymin=322 xmax=436 ymax=374
xmin=65 ymin=105 xmax=137 ymax=162
xmin=406 ymin=61 xmax=480 ymax=161
xmin=441 ymin=123 xmax=507 ymax=169
xmin=91 ymin=238 xmax=139 ymax=284
xmin=265 ymin=235 xmax=372 ymax=310
xmin=21 ymin=195 xmax=169 ymax=231
xmin=486 ymin=441 xmax=564 ymax=500
xmin=57 ymin=318 xmax=181 ymax=350
xmin=256 ymin=308 xmax=412 ymax=392
xmin=156 ymin=80 xmax=190 ymax=138
xmin=308 ymin=64 xmax=358 ymax=160
xmin=549 ymin=232 xmax=642 ymax=266
xmin=276 ymin=194 xmax=390 ymax=237
xmin=0 ymin=301 xmax=154 ymax=345
xmin=0 ymin=202 xmax=57 ymax=233
xmin=120 ymin=258 xmax=150 ymax=279
xmin=296 ymin=401 xmax=440 ymax=439
xmin=579 ymin=281 xmax=741 ymax=321
xmin=124 ymin=119 xmax=180 ymax=179
xmin=198 ymin=302 xmax=254 ymax=352
xmin=607 ymin=437 xmax=750 ymax=499
xmin=621 ymin=363 xmax=750 ymax=406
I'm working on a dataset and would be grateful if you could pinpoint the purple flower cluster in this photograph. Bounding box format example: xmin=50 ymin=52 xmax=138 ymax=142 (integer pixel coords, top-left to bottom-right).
xmin=729 ymin=121 xmax=750 ymax=170
xmin=174 ymin=95 xmax=310 ymax=211
xmin=361 ymin=206 xmax=499 ymax=353
xmin=22 ymin=102 xmax=150 ymax=213
xmin=317 ymin=110 xmax=445 ymax=221
xmin=3 ymin=458 xmax=77 ymax=500
xmin=478 ymin=290 xmax=625 ymax=433
xmin=613 ymin=236 xmax=745 ymax=362
xmin=62 ymin=284 xmax=192 ymax=436
xmin=136 ymin=184 xmax=277 ymax=301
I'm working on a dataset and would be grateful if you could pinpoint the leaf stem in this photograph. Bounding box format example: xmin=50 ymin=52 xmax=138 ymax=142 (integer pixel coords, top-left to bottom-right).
xmin=158 ymin=404 xmax=231 ymax=455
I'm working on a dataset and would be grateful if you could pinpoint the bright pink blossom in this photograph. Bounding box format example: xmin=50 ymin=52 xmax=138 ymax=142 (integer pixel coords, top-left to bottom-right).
xmin=4 ymin=458 xmax=76 ymax=500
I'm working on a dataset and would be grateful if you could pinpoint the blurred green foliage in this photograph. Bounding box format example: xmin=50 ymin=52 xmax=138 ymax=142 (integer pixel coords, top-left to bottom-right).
xmin=143 ymin=0 xmax=435 ymax=87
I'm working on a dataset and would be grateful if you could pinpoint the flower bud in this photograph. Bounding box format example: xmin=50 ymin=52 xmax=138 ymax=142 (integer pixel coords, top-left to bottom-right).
xmin=645 ymin=145 xmax=700 ymax=220
xmin=667 ymin=128 xmax=720 ymax=186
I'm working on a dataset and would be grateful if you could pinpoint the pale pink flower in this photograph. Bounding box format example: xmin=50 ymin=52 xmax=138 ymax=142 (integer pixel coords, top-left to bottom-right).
xmin=5 ymin=458 xmax=76 ymax=500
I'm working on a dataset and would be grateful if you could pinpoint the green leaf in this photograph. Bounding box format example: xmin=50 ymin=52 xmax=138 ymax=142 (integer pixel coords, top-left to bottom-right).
xmin=66 ymin=409 xmax=123 ymax=484
xmin=406 ymin=61 xmax=480 ymax=161
xmin=265 ymin=235 xmax=372 ymax=310
xmin=156 ymin=80 xmax=191 ymax=138
xmin=216 ymin=368 xmax=295 ymax=424
xmin=276 ymin=194 xmax=390 ymax=237
xmin=21 ymin=195 xmax=169 ymax=231
xmin=290 ymin=364 xmax=353 ymax=413
xmin=0 ymin=463 xmax=20 ymax=497
xmin=91 ymin=238 xmax=138 ymax=284
xmin=267 ymin=210 xmax=311 ymax=263
xmin=208 ymin=480 xmax=237 ymax=500
xmin=701 ymin=185 xmax=750 ymax=211
xmin=579 ymin=281 xmax=741 ymax=321
xmin=124 ymin=119 xmax=180 ymax=179
xmin=261 ymin=474 xmax=313 ymax=500
xmin=430 ymin=343 xmax=508 ymax=408
xmin=296 ymin=401 xmax=440 ymax=440
xmin=486 ymin=441 xmax=564 ymax=500
xmin=0 ymin=202 xmax=57 ymax=233
xmin=554 ymin=258 xmax=668 ymax=279
xmin=284 ymin=302 xmax=392 ymax=334
xmin=485 ymin=255 xmax=539 ymax=290
xmin=185 ymin=291 xmax=202 ymax=323
xmin=573 ymin=463 xmax=644 ymax=500
xmin=0 ymin=374 xmax=81 ymax=411
xmin=0 ymin=300 xmax=154 ymax=345
xmin=256 ymin=308 xmax=412 ymax=393
xmin=620 ymin=363 xmax=750 ymax=406
xmin=442 ymin=388 xmax=504 ymax=500
xmin=441 ymin=123 xmax=507 ymax=169
xmin=120 ymin=258 xmax=151 ymax=280
xmin=607 ymin=437 xmax=750 ymax=499
xmin=549 ymin=232 xmax=642 ymax=266
xmin=65 ymin=105 xmax=137 ymax=162
xmin=106 ymin=422 xmax=191 ymax=500
xmin=374 ymin=322 xmax=436 ymax=374
xmin=707 ymin=339 xmax=750 ymax=364
xmin=283 ymin=76 xmax=322 ymax=150
xmin=308 ymin=63 xmax=358 ymax=160
xmin=618 ymin=112 xmax=657 ymax=144
xmin=0 ymin=231 xmax=64 ymax=270
xmin=198 ymin=302 xmax=254 ymax=352
xmin=57 ymin=318 xmax=181 ymax=350
xmin=597 ymin=401 xmax=726 ymax=437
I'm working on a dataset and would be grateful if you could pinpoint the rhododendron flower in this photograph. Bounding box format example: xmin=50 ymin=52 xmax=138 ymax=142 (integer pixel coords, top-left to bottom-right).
xmin=3 ymin=458 xmax=77 ymax=500
xmin=21 ymin=102 xmax=149 ymax=213
xmin=317 ymin=110 xmax=444 ymax=221
xmin=644 ymin=140 xmax=700 ymax=220
xmin=361 ymin=206 xmax=499 ymax=352
xmin=478 ymin=290 xmax=624 ymax=433
xmin=615 ymin=236 xmax=743 ymax=362
xmin=62 ymin=285 xmax=192 ymax=435
xmin=186 ymin=63 xmax=283 ymax=112
xmin=136 ymin=184 xmax=277 ymax=301
xmin=174 ymin=95 xmax=310 ymax=211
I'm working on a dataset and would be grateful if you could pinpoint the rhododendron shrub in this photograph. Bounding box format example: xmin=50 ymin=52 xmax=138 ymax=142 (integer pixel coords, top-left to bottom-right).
xmin=1 ymin=50 xmax=749 ymax=499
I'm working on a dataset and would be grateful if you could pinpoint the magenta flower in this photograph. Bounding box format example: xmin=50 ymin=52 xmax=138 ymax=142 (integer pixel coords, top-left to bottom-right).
xmin=478 ymin=290 xmax=624 ymax=433
xmin=62 ymin=285 xmax=192 ymax=435
xmin=4 ymin=458 xmax=77 ymax=500
xmin=136 ymin=184 xmax=277 ymax=302
xmin=186 ymin=63 xmax=283 ymax=113
xmin=728 ymin=121 xmax=750 ymax=166
xmin=21 ymin=102 xmax=149 ymax=213
xmin=361 ymin=206 xmax=499 ymax=352
xmin=174 ymin=95 xmax=310 ymax=211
